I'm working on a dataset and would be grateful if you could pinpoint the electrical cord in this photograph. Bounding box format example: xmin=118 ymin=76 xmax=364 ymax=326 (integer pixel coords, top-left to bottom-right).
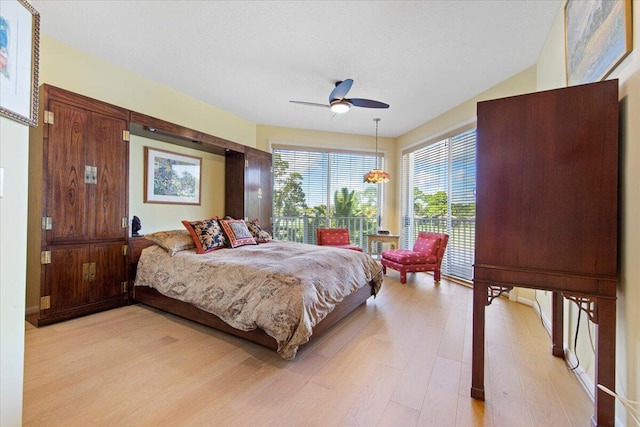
xmin=568 ymin=308 xmax=581 ymax=371
xmin=597 ymin=384 xmax=640 ymax=426
xmin=534 ymin=292 xmax=544 ymax=327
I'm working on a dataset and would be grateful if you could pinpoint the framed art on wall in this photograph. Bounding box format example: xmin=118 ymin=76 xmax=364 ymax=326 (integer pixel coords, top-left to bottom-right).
xmin=565 ymin=0 xmax=633 ymax=86
xmin=0 ymin=0 xmax=39 ymax=126
xmin=144 ymin=147 xmax=202 ymax=205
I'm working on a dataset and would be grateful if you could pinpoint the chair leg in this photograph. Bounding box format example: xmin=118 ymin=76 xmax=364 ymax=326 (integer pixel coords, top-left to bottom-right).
xmin=434 ymin=269 xmax=441 ymax=282
xmin=400 ymin=270 xmax=407 ymax=284
xmin=382 ymin=264 xmax=386 ymax=274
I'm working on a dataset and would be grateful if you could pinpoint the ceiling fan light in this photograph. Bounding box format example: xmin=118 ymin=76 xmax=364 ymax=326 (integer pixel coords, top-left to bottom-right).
xmin=330 ymin=101 xmax=350 ymax=114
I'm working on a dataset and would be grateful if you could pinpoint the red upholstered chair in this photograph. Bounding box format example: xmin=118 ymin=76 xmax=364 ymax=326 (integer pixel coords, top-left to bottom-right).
xmin=316 ymin=228 xmax=363 ymax=252
xmin=381 ymin=232 xmax=448 ymax=284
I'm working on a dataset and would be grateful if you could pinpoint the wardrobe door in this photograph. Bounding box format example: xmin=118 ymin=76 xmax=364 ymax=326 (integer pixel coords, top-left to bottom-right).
xmin=46 ymin=100 xmax=93 ymax=244
xmin=44 ymin=245 xmax=91 ymax=313
xmin=89 ymin=242 xmax=127 ymax=304
xmin=92 ymin=112 xmax=128 ymax=240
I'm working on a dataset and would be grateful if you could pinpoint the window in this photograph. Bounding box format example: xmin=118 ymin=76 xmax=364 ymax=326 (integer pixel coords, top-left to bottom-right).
xmin=272 ymin=146 xmax=384 ymax=249
xmin=401 ymin=128 xmax=476 ymax=281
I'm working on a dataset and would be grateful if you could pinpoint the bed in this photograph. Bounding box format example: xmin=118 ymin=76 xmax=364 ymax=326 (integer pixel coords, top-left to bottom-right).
xmin=132 ymin=236 xmax=383 ymax=360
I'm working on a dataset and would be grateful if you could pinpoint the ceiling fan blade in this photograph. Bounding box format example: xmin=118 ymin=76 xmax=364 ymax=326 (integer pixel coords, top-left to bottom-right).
xmin=348 ymin=98 xmax=390 ymax=109
xmin=329 ymin=79 xmax=353 ymax=102
xmin=289 ymin=100 xmax=329 ymax=108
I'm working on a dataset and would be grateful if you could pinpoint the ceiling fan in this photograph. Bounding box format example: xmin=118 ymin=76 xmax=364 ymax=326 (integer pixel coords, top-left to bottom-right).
xmin=290 ymin=79 xmax=389 ymax=115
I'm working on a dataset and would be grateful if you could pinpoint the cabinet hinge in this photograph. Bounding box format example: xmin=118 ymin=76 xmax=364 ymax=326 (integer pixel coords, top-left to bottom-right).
xmin=123 ymin=130 xmax=130 ymax=141
xmin=41 ymin=216 xmax=53 ymax=230
xmin=121 ymin=217 xmax=128 ymax=228
xmin=121 ymin=281 xmax=128 ymax=293
xmin=43 ymin=110 xmax=54 ymax=125
xmin=40 ymin=296 xmax=51 ymax=310
xmin=123 ymin=245 xmax=129 ymax=256
xmin=40 ymin=251 xmax=51 ymax=264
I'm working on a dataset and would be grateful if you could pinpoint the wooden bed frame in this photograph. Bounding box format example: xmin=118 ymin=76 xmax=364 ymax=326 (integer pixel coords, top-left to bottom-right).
xmin=129 ymin=237 xmax=375 ymax=352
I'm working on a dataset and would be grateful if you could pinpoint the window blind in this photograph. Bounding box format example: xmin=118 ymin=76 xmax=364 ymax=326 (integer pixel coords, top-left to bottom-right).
xmin=401 ymin=128 xmax=476 ymax=281
xmin=272 ymin=147 xmax=382 ymax=248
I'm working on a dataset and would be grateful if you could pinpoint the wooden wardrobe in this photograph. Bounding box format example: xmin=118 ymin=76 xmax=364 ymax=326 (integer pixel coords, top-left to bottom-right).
xmin=26 ymin=85 xmax=130 ymax=326
xmin=472 ymin=80 xmax=619 ymax=426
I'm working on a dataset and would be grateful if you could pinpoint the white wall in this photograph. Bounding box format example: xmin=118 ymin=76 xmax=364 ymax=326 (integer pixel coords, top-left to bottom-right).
xmin=0 ymin=117 xmax=29 ymax=426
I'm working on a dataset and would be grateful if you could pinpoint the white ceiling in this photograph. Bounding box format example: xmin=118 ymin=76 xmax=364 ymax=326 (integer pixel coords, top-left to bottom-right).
xmin=30 ymin=0 xmax=564 ymax=138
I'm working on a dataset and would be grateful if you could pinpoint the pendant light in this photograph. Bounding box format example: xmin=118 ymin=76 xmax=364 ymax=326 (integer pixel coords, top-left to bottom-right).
xmin=364 ymin=118 xmax=390 ymax=184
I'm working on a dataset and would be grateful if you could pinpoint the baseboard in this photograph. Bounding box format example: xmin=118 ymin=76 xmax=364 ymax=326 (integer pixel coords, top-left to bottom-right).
xmin=25 ymin=305 xmax=39 ymax=316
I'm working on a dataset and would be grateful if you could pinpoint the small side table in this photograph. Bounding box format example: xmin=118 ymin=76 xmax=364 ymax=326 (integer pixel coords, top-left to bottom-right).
xmin=367 ymin=234 xmax=400 ymax=258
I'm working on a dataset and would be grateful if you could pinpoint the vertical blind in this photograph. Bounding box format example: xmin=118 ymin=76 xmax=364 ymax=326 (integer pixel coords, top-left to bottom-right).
xmin=401 ymin=128 xmax=476 ymax=281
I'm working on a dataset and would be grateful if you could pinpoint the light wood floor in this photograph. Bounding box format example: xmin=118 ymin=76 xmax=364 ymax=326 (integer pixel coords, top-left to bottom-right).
xmin=23 ymin=272 xmax=593 ymax=426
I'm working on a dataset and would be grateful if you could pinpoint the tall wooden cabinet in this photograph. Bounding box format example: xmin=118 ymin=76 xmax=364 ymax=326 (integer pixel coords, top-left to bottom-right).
xmin=471 ymin=80 xmax=619 ymax=426
xmin=26 ymin=85 xmax=130 ymax=326
xmin=225 ymin=147 xmax=273 ymax=232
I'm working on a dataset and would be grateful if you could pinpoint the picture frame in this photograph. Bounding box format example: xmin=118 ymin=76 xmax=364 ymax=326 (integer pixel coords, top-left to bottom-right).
xmin=144 ymin=147 xmax=202 ymax=205
xmin=0 ymin=0 xmax=39 ymax=126
xmin=565 ymin=0 xmax=633 ymax=86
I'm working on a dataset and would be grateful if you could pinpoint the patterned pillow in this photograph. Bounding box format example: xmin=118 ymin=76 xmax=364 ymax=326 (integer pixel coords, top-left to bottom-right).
xmin=144 ymin=229 xmax=196 ymax=256
xmin=245 ymin=218 xmax=272 ymax=243
xmin=219 ymin=219 xmax=257 ymax=248
xmin=182 ymin=217 xmax=227 ymax=253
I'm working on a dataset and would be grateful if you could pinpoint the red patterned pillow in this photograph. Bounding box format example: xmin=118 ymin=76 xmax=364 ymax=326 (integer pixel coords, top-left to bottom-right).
xmin=182 ymin=217 xmax=227 ymax=253
xmin=219 ymin=219 xmax=257 ymax=248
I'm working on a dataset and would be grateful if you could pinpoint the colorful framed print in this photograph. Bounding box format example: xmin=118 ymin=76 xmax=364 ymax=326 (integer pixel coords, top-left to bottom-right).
xmin=565 ymin=0 xmax=633 ymax=85
xmin=0 ymin=0 xmax=39 ymax=126
xmin=144 ymin=147 xmax=202 ymax=205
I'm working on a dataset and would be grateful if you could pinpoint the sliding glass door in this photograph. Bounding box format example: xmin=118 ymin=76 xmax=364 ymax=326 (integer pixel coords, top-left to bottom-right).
xmin=401 ymin=128 xmax=476 ymax=281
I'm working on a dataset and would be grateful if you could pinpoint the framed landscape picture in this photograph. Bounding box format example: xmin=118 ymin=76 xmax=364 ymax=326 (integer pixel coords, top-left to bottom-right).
xmin=144 ymin=147 xmax=202 ymax=205
xmin=565 ymin=0 xmax=633 ymax=86
xmin=0 ymin=0 xmax=39 ymax=126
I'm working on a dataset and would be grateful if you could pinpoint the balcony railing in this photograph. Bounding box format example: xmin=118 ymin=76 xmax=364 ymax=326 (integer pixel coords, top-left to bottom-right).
xmin=272 ymin=216 xmax=378 ymax=249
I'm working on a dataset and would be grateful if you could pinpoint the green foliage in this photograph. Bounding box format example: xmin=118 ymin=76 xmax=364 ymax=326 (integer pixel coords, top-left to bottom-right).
xmin=451 ymin=203 xmax=475 ymax=218
xmin=273 ymin=153 xmax=308 ymax=216
xmin=312 ymin=205 xmax=327 ymax=218
xmin=153 ymin=159 xmax=197 ymax=197
xmin=358 ymin=187 xmax=378 ymax=217
xmin=413 ymin=187 xmax=429 ymax=217
xmin=414 ymin=187 xmax=475 ymax=218
xmin=333 ymin=187 xmax=358 ymax=218
xmin=425 ymin=191 xmax=448 ymax=217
